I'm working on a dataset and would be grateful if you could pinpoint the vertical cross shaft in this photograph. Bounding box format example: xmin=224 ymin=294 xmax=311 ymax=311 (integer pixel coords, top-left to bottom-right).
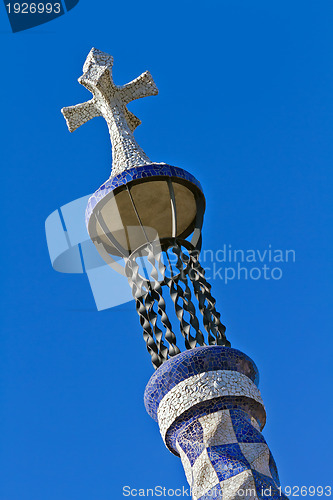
xmin=61 ymin=48 xmax=159 ymax=177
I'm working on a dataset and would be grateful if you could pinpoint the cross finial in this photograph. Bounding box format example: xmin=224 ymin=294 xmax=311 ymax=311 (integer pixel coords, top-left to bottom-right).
xmin=61 ymin=48 xmax=159 ymax=177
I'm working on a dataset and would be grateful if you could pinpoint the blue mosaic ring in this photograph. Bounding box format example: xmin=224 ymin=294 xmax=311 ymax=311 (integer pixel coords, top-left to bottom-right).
xmin=144 ymin=346 xmax=259 ymax=422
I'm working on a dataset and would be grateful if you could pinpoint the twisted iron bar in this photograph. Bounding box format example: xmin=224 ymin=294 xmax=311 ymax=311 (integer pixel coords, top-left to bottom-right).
xmin=165 ymin=251 xmax=195 ymax=350
xmin=146 ymin=244 xmax=180 ymax=358
xmin=187 ymin=247 xmax=230 ymax=347
xmin=144 ymin=291 xmax=169 ymax=364
xmin=168 ymin=243 xmax=205 ymax=349
xmin=125 ymin=239 xmax=230 ymax=369
xmin=125 ymin=256 xmax=162 ymax=369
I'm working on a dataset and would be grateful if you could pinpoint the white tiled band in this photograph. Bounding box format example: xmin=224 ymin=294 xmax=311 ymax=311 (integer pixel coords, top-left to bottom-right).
xmin=157 ymin=370 xmax=264 ymax=442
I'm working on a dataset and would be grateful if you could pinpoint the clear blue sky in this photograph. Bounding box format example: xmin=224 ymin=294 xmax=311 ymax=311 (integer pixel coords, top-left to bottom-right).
xmin=1 ymin=1 xmax=332 ymax=499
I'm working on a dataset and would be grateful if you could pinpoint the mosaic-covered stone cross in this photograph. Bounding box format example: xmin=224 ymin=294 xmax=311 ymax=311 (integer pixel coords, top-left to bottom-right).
xmin=61 ymin=48 xmax=158 ymax=177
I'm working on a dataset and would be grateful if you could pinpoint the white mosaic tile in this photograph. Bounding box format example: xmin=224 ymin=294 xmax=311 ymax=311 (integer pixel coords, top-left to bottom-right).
xmin=191 ymin=449 xmax=220 ymax=500
xmin=176 ymin=441 xmax=193 ymax=486
xmin=221 ymin=470 xmax=259 ymax=499
xmin=199 ymin=410 xmax=238 ymax=447
xmin=250 ymin=416 xmax=260 ymax=432
xmin=239 ymin=443 xmax=272 ymax=479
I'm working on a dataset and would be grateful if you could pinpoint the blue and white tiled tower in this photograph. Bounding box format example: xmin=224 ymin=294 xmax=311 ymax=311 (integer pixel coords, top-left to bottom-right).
xmin=145 ymin=347 xmax=287 ymax=499
xmin=60 ymin=48 xmax=288 ymax=500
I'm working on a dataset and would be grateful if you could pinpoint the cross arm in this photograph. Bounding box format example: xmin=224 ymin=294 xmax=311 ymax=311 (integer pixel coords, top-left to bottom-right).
xmin=120 ymin=71 xmax=158 ymax=104
xmin=61 ymin=99 xmax=101 ymax=133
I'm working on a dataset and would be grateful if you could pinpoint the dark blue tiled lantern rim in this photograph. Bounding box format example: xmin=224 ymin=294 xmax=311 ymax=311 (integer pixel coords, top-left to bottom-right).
xmin=144 ymin=346 xmax=259 ymax=421
xmin=85 ymin=163 xmax=204 ymax=228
